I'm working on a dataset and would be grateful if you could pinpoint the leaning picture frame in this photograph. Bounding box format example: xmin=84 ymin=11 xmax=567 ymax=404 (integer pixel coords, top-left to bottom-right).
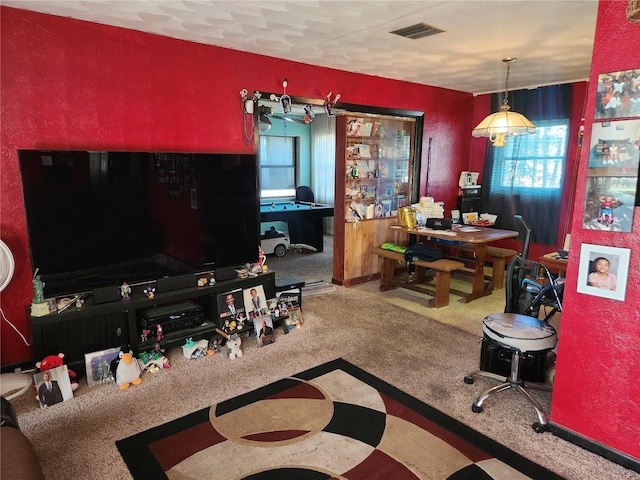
xmin=84 ymin=346 xmax=121 ymax=386
xmin=286 ymin=307 xmax=304 ymax=329
xmin=34 ymin=365 xmax=74 ymax=408
xmin=576 ymin=243 xmax=630 ymax=301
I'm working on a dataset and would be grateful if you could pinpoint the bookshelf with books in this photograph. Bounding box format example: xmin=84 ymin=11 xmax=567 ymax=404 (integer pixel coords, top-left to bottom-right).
xmin=334 ymin=114 xmax=416 ymax=286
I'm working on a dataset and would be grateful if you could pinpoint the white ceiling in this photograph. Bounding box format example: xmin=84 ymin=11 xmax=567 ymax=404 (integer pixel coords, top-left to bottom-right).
xmin=2 ymin=0 xmax=600 ymax=95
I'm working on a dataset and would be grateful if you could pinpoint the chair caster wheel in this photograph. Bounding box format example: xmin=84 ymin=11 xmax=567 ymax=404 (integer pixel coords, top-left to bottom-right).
xmin=472 ymin=404 xmax=483 ymax=413
xmin=464 ymin=376 xmax=474 ymax=384
xmin=532 ymin=422 xmax=547 ymax=433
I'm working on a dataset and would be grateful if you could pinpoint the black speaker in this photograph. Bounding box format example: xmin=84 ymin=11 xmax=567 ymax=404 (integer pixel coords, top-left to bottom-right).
xmin=215 ymin=266 xmax=237 ymax=282
xmin=92 ymin=286 xmax=121 ymax=305
xmin=426 ymin=217 xmax=453 ymax=230
xmin=156 ymin=274 xmax=196 ymax=293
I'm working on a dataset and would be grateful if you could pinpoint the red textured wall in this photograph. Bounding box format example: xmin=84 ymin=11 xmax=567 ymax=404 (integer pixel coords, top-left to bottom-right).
xmin=550 ymin=0 xmax=640 ymax=459
xmin=0 ymin=6 xmax=472 ymax=365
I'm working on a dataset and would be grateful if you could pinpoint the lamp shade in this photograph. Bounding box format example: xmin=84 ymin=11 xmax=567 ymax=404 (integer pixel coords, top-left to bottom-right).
xmin=472 ymin=57 xmax=536 ymax=146
xmin=472 ymin=105 xmax=536 ymax=147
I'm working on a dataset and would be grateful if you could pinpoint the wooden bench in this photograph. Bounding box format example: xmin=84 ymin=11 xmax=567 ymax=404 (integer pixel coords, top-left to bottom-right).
xmin=372 ymin=247 xmax=465 ymax=308
xmin=448 ymin=243 xmax=517 ymax=290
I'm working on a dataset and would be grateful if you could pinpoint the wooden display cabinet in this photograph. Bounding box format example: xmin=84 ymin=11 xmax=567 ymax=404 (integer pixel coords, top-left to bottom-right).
xmin=333 ymin=114 xmax=417 ymax=286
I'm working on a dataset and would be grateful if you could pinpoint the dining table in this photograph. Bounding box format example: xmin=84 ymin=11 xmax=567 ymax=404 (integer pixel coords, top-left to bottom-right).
xmin=389 ymin=224 xmax=519 ymax=302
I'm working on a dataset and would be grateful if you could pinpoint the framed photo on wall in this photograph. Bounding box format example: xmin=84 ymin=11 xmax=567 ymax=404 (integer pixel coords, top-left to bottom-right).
xmin=576 ymin=244 xmax=630 ymax=301
xmin=594 ymin=69 xmax=640 ymax=120
xmin=583 ymin=119 xmax=639 ymax=232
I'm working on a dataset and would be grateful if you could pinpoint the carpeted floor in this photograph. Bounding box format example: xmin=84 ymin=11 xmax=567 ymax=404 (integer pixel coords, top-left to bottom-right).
xmin=8 ymin=235 xmax=639 ymax=479
xmin=117 ymin=359 xmax=562 ymax=479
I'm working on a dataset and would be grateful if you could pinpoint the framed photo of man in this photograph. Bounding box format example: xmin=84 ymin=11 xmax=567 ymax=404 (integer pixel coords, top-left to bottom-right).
xmin=34 ymin=365 xmax=74 ymax=408
xmin=255 ymin=315 xmax=275 ymax=347
xmin=217 ymin=289 xmax=245 ymax=324
xmin=243 ymin=285 xmax=267 ymax=319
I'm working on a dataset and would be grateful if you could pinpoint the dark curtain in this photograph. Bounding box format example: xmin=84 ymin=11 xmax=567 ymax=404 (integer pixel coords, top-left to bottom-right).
xmin=480 ymin=84 xmax=572 ymax=246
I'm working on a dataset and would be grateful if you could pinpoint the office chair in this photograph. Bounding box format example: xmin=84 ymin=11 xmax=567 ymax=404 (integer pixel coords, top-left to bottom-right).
xmin=295 ymin=186 xmax=315 ymax=203
xmin=464 ymin=216 xmax=562 ymax=433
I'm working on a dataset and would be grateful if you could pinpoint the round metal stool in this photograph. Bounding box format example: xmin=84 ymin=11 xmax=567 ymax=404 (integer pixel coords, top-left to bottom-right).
xmin=464 ymin=312 xmax=557 ymax=433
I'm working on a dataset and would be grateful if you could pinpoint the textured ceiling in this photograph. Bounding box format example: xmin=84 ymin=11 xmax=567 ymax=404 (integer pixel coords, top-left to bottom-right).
xmin=2 ymin=0 xmax=599 ymax=94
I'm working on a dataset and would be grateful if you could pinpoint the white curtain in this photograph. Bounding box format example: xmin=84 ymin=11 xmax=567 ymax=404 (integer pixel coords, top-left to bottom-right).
xmin=310 ymin=114 xmax=336 ymax=234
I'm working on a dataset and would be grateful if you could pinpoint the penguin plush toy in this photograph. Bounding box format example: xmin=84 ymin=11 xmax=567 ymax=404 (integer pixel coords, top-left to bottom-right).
xmin=110 ymin=345 xmax=142 ymax=390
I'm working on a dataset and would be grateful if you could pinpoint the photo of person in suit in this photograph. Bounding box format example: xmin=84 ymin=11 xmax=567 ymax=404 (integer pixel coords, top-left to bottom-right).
xmin=217 ymin=289 xmax=245 ymax=323
xmin=249 ymin=288 xmax=262 ymax=312
xmin=243 ymin=285 xmax=266 ymax=317
xmin=255 ymin=316 xmax=275 ymax=347
xmin=37 ymin=371 xmax=63 ymax=407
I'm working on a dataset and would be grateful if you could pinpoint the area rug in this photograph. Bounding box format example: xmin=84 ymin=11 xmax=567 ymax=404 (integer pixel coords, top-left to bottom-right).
xmin=117 ymin=358 xmax=561 ymax=480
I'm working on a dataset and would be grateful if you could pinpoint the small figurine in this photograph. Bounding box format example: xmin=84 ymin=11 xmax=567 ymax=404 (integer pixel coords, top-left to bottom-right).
xmin=156 ymin=325 xmax=164 ymax=342
xmin=154 ymin=342 xmax=165 ymax=355
xmin=32 ymin=268 xmax=46 ymax=304
xmin=143 ymin=287 xmax=155 ymax=299
xmin=141 ymin=329 xmax=151 ymax=342
xmin=222 ymin=319 xmax=232 ymax=334
xmin=121 ymin=282 xmax=131 ymax=299
xmin=258 ymin=246 xmax=266 ymax=268
xmin=208 ymin=276 xmax=216 ymax=286
xmin=211 ymin=338 xmax=219 ymax=353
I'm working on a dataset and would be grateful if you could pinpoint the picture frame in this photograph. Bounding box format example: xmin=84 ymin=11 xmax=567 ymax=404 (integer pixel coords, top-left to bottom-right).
xmin=255 ymin=315 xmax=275 ymax=347
xmin=34 ymin=365 xmax=74 ymax=408
xmin=243 ymin=284 xmax=267 ymax=319
xmin=576 ymin=243 xmax=630 ymax=301
xmin=583 ymin=119 xmax=639 ymax=231
xmin=594 ymin=68 xmax=640 ymax=120
xmin=84 ymin=346 xmax=121 ymax=386
xmin=276 ymin=289 xmax=301 ymax=314
xmin=286 ymin=307 xmax=303 ymax=329
xmin=217 ymin=288 xmax=245 ymax=324
xmin=581 ymin=176 xmax=633 ymax=232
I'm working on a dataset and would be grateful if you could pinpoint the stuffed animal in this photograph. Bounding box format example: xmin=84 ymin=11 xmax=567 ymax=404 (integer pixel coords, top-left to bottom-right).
xmin=226 ymin=334 xmax=243 ymax=360
xmin=36 ymin=353 xmax=78 ymax=392
xmin=110 ymin=346 xmax=142 ymax=390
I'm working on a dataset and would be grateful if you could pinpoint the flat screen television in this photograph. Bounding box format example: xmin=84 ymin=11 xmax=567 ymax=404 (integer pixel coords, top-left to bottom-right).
xmin=18 ymin=150 xmax=260 ymax=298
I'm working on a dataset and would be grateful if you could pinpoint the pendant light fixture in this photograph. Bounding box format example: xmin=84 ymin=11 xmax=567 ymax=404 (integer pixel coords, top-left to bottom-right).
xmin=472 ymin=58 xmax=535 ymax=147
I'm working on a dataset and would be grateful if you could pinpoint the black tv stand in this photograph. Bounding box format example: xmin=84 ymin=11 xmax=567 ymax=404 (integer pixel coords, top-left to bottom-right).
xmin=29 ymin=272 xmax=276 ymax=370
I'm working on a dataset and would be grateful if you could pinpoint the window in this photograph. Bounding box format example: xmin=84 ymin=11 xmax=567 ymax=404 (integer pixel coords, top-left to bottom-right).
xmin=259 ymin=136 xmax=297 ymax=199
xmin=481 ymin=120 xmax=570 ymax=245
xmin=491 ymin=121 xmax=569 ymax=192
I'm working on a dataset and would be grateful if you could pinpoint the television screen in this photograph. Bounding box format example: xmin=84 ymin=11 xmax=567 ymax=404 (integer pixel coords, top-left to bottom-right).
xmin=18 ymin=150 xmax=260 ymax=297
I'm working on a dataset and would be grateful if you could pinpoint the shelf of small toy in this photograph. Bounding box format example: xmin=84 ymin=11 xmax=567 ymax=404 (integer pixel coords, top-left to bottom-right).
xmin=138 ymin=319 xmax=218 ymax=351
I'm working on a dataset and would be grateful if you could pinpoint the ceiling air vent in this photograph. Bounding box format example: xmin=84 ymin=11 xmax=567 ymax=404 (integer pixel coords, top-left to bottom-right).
xmin=390 ymin=23 xmax=445 ymax=40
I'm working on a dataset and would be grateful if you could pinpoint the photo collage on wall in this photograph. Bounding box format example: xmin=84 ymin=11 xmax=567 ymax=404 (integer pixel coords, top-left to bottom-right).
xmin=583 ymin=68 xmax=640 ymax=232
xmin=578 ymin=69 xmax=639 ymax=302
xmin=582 ymin=118 xmax=640 ymax=232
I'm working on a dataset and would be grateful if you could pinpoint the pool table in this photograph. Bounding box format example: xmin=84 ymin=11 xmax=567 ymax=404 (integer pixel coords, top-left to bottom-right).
xmin=260 ymin=201 xmax=334 ymax=252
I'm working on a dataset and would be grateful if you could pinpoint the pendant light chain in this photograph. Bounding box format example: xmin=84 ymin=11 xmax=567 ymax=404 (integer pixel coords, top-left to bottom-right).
xmin=502 ymin=60 xmax=511 ymax=107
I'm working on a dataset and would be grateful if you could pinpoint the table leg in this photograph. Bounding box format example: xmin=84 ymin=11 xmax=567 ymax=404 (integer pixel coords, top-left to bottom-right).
xmin=464 ymin=243 xmax=492 ymax=302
